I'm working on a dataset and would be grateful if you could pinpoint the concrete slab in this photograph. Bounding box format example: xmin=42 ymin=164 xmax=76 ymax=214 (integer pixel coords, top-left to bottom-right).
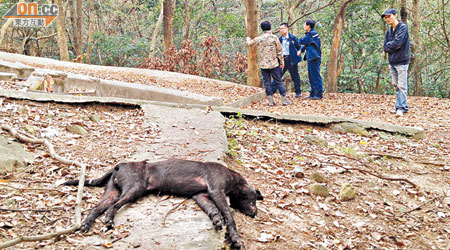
xmin=79 ymin=104 xmax=228 ymax=249
xmin=0 ymin=60 xmax=34 ymax=79
xmin=0 ymin=72 xmax=18 ymax=81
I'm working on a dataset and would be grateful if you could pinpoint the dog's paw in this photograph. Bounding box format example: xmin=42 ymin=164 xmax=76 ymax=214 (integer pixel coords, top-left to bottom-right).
xmin=104 ymin=219 xmax=115 ymax=230
xmin=80 ymin=223 xmax=91 ymax=233
xmin=212 ymin=216 xmax=224 ymax=231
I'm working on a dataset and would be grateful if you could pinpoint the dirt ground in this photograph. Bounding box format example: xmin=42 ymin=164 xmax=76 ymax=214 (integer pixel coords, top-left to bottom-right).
xmin=1 ymin=71 xmax=449 ymax=250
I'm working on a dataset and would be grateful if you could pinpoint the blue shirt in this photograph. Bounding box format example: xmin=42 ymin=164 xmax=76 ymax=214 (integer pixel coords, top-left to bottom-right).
xmin=281 ymin=36 xmax=290 ymax=56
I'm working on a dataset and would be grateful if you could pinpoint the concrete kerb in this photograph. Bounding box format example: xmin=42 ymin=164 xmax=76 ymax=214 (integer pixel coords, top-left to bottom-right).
xmin=0 ymin=89 xmax=425 ymax=139
xmin=0 ymin=60 xmax=34 ymax=79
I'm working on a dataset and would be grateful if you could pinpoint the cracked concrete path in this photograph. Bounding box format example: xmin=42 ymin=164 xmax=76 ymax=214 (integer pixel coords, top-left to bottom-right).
xmin=80 ymin=104 xmax=228 ymax=249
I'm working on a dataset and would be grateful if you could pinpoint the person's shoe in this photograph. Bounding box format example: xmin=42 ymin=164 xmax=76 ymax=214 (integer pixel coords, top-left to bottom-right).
xmin=282 ymin=96 xmax=291 ymax=106
xmin=295 ymin=93 xmax=302 ymax=98
xmin=268 ymin=95 xmax=275 ymax=106
xmin=311 ymin=96 xmax=322 ymax=100
xmin=396 ymin=109 xmax=404 ymax=117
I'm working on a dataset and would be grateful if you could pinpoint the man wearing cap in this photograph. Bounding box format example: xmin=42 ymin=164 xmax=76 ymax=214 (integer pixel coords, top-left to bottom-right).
xmin=298 ymin=19 xmax=323 ymax=100
xmin=382 ymin=8 xmax=411 ymax=117
xmin=278 ymin=23 xmax=302 ymax=98
xmin=246 ymin=21 xmax=291 ymax=106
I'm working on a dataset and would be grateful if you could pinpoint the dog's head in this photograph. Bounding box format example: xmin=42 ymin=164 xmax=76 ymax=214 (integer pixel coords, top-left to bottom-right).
xmin=230 ymin=184 xmax=263 ymax=218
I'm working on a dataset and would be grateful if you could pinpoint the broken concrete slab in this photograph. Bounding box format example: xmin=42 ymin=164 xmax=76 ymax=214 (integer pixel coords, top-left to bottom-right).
xmin=25 ymin=68 xmax=68 ymax=93
xmin=0 ymin=72 xmax=18 ymax=81
xmin=0 ymin=135 xmax=34 ymax=174
xmin=0 ymin=89 xmax=425 ymax=138
xmin=213 ymin=106 xmax=425 ymax=139
xmin=229 ymin=91 xmax=266 ymax=108
xmin=0 ymin=60 xmax=34 ymax=79
xmin=79 ymin=104 xmax=228 ymax=249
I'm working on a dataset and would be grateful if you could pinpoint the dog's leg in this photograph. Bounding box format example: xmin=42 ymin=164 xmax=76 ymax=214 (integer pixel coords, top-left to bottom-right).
xmin=82 ymin=180 xmax=120 ymax=233
xmin=192 ymin=193 xmax=224 ymax=230
xmin=103 ymin=184 xmax=146 ymax=229
xmin=208 ymin=190 xmax=242 ymax=249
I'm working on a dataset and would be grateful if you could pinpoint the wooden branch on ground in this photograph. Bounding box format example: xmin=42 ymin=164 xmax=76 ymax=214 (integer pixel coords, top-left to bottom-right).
xmin=309 ymin=153 xmax=417 ymax=188
xmin=0 ymin=183 xmax=70 ymax=195
xmin=0 ymin=124 xmax=87 ymax=249
xmin=0 ymin=207 xmax=66 ymax=213
xmin=368 ymin=153 xmax=446 ymax=167
xmin=399 ymin=198 xmax=437 ymax=217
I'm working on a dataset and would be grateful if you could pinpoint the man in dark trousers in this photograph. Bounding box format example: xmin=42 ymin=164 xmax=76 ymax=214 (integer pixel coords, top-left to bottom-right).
xmin=382 ymin=8 xmax=410 ymax=117
xmin=278 ymin=23 xmax=302 ymax=98
xmin=246 ymin=21 xmax=291 ymax=106
xmin=298 ymin=19 xmax=323 ymax=100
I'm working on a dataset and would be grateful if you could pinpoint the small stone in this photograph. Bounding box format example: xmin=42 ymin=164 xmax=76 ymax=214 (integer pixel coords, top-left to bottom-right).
xmin=89 ymin=114 xmax=101 ymax=123
xmin=377 ymin=132 xmax=391 ymax=140
xmin=24 ymin=125 xmax=36 ymax=135
xmin=67 ymin=124 xmax=88 ymax=136
xmin=293 ymin=167 xmax=304 ymax=178
xmin=81 ymin=116 xmax=91 ymax=121
xmin=339 ymin=183 xmax=356 ymax=201
xmin=308 ymin=184 xmax=329 ymax=197
xmin=310 ymin=172 xmax=327 ymax=183
xmin=304 ymin=135 xmax=328 ymax=147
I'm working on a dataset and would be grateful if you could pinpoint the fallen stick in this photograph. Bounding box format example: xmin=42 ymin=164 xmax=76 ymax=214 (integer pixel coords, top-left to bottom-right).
xmin=0 ymin=124 xmax=87 ymax=249
xmin=310 ymin=153 xmax=417 ymax=188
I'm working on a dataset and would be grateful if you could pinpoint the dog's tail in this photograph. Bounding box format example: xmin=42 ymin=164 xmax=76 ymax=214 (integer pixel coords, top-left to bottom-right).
xmin=63 ymin=169 xmax=114 ymax=187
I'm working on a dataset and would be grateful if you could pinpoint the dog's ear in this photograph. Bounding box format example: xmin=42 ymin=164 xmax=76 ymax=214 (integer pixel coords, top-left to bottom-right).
xmin=256 ymin=189 xmax=263 ymax=200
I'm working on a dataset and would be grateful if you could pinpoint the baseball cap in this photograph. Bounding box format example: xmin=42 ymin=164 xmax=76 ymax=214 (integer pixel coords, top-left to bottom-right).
xmin=381 ymin=8 xmax=397 ymax=18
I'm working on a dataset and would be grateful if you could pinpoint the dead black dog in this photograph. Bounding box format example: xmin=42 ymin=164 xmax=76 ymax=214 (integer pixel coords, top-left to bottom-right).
xmin=63 ymin=159 xmax=263 ymax=249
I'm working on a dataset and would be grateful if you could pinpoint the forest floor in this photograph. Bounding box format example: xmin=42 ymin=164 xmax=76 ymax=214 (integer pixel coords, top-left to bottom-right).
xmin=0 ymin=68 xmax=449 ymax=250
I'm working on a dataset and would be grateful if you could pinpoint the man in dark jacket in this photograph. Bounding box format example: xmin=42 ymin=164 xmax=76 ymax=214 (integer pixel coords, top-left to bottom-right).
xmin=298 ymin=19 xmax=323 ymax=100
xmin=382 ymin=8 xmax=411 ymax=117
xmin=278 ymin=23 xmax=302 ymax=98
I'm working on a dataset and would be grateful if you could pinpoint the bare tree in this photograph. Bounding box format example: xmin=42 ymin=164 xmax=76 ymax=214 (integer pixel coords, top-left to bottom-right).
xmin=149 ymin=0 xmax=164 ymax=58
xmin=326 ymin=0 xmax=355 ymax=93
xmin=163 ymin=0 xmax=175 ymax=57
xmin=245 ymin=0 xmax=259 ymax=87
xmin=411 ymin=0 xmax=424 ymax=96
xmin=86 ymin=0 xmax=96 ymax=64
xmin=56 ymin=0 xmax=70 ymax=61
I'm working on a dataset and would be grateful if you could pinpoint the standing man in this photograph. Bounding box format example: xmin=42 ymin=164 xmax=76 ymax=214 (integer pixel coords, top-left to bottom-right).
xmin=298 ymin=19 xmax=323 ymax=100
xmin=246 ymin=21 xmax=291 ymax=106
xmin=382 ymin=8 xmax=410 ymax=117
xmin=278 ymin=23 xmax=302 ymax=98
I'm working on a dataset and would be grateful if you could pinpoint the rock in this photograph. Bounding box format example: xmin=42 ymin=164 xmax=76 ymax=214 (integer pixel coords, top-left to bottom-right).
xmin=67 ymin=124 xmax=88 ymax=136
xmin=339 ymin=183 xmax=356 ymax=201
xmin=89 ymin=114 xmax=101 ymax=122
xmin=308 ymin=184 xmax=329 ymax=197
xmin=310 ymin=172 xmax=327 ymax=183
xmin=24 ymin=125 xmax=37 ymax=135
xmin=304 ymin=135 xmax=328 ymax=147
xmin=331 ymin=122 xmax=370 ymax=137
xmin=81 ymin=116 xmax=91 ymax=121
xmin=0 ymin=135 xmax=34 ymax=174
xmin=293 ymin=166 xmax=304 ymax=178
xmin=377 ymin=131 xmax=391 ymax=140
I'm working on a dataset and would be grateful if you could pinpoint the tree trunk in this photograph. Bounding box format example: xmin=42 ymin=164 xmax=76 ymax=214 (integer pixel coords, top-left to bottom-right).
xmin=0 ymin=19 xmax=14 ymax=49
xmin=411 ymin=0 xmax=423 ymax=96
xmin=56 ymin=0 xmax=70 ymax=61
xmin=400 ymin=0 xmax=408 ymax=22
xmin=86 ymin=0 xmax=95 ymax=64
xmin=245 ymin=0 xmax=259 ymax=87
xmin=326 ymin=0 xmax=353 ymax=93
xmin=163 ymin=0 xmax=175 ymax=57
xmin=75 ymin=0 xmax=83 ymax=56
xmin=184 ymin=0 xmax=191 ymax=40
xmin=149 ymin=0 xmax=164 ymax=58
xmin=287 ymin=0 xmax=306 ymax=35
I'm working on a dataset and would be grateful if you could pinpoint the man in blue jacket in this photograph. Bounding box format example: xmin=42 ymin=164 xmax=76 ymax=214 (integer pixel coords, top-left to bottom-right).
xmin=382 ymin=8 xmax=410 ymax=117
xmin=298 ymin=19 xmax=323 ymax=100
xmin=278 ymin=23 xmax=302 ymax=98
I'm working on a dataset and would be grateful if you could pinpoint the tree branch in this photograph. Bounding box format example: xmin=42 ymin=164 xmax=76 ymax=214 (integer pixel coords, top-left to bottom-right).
xmin=0 ymin=124 xmax=87 ymax=249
